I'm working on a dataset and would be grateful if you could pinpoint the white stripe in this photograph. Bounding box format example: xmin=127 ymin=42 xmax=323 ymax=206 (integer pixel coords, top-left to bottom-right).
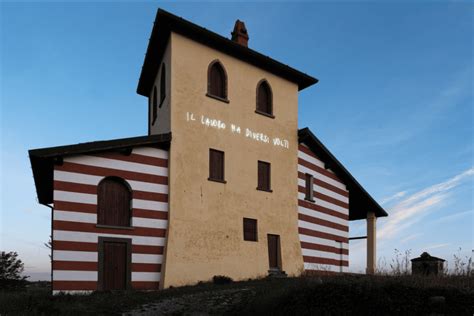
xmin=298 ymin=165 xmax=346 ymax=191
xmin=298 ymin=206 xmax=347 ymax=226
xmin=53 ymin=230 xmax=166 ymax=246
xmin=54 ymin=210 xmax=97 ymax=223
xmin=53 ymin=250 xmax=97 ymax=262
xmin=298 ymin=220 xmax=348 ymax=238
xmin=298 ymin=150 xmax=325 ymax=169
xmin=132 ymin=254 xmax=163 ymax=264
xmin=53 ymin=191 xmax=169 ymax=212
xmin=54 ymin=170 xmax=168 ymax=194
xmin=53 ymin=290 xmax=93 ymax=295
xmin=54 ymin=191 xmax=96 ymax=204
xmin=302 ymin=248 xmax=349 ymax=261
xmin=132 ymin=272 xmax=160 ymax=282
xmin=133 ymin=147 xmax=168 ymax=159
xmin=298 ymin=193 xmax=348 ymax=214
xmin=298 ymin=178 xmax=348 ymax=203
xmin=132 ymin=217 xmax=168 ymax=229
xmin=299 ymin=234 xmax=348 ymax=249
xmin=53 ymin=270 xmax=97 ymax=281
xmin=64 ymin=155 xmax=167 ymax=176
xmin=133 ymin=199 xmax=168 ymax=212
xmin=303 ymin=262 xmax=348 ymax=272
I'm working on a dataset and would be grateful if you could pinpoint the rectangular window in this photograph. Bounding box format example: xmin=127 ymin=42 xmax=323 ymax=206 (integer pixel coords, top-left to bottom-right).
xmin=209 ymin=149 xmax=225 ymax=182
xmin=305 ymin=173 xmax=315 ymax=202
xmin=257 ymin=161 xmax=271 ymax=192
xmin=243 ymin=218 xmax=258 ymax=241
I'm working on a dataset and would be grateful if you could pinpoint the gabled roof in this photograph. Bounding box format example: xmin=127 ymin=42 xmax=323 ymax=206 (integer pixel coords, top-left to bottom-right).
xmin=411 ymin=252 xmax=445 ymax=262
xmin=29 ymin=133 xmax=171 ymax=205
xmin=137 ymin=9 xmax=318 ymax=96
xmin=298 ymin=128 xmax=388 ymax=220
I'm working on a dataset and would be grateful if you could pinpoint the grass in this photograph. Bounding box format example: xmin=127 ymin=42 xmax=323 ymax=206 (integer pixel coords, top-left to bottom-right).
xmin=1 ymin=274 xmax=473 ymax=315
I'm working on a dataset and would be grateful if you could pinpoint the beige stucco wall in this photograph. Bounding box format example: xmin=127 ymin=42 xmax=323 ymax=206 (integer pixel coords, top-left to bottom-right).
xmin=149 ymin=38 xmax=171 ymax=135
xmin=161 ymin=32 xmax=303 ymax=288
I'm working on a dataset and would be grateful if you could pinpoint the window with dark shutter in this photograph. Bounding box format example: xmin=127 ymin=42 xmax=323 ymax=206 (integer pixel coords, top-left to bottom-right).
xmin=159 ymin=64 xmax=166 ymax=107
xmin=305 ymin=173 xmax=315 ymax=202
xmin=152 ymin=86 xmax=158 ymax=125
xmin=97 ymin=177 xmax=131 ymax=227
xmin=257 ymin=161 xmax=271 ymax=192
xmin=243 ymin=218 xmax=257 ymax=241
xmin=209 ymin=149 xmax=225 ymax=182
xmin=207 ymin=60 xmax=228 ymax=102
xmin=256 ymin=80 xmax=273 ymax=117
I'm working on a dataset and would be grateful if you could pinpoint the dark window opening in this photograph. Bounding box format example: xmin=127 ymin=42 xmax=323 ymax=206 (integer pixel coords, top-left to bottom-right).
xmin=257 ymin=161 xmax=271 ymax=192
xmin=207 ymin=60 xmax=228 ymax=102
xmin=209 ymin=149 xmax=225 ymax=182
xmin=305 ymin=173 xmax=315 ymax=202
xmin=159 ymin=64 xmax=166 ymax=107
xmin=256 ymin=80 xmax=273 ymax=117
xmin=152 ymin=86 xmax=158 ymax=125
xmin=97 ymin=177 xmax=132 ymax=227
xmin=243 ymin=218 xmax=258 ymax=241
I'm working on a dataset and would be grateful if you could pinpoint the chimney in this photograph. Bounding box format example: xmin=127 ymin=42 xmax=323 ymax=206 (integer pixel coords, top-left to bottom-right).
xmin=231 ymin=20 xmax=249 ymax=47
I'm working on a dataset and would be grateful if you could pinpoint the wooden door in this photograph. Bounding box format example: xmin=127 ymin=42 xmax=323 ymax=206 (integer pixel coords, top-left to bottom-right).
xmin=267 ymin=234 xmax=280 ymax=270
xmin=102 ymin=241 xmax=128 ymax=290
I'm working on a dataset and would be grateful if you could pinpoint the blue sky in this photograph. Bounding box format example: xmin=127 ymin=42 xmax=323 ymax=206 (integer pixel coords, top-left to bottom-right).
xmin=1 ymin=2 xmax=472 ymax=280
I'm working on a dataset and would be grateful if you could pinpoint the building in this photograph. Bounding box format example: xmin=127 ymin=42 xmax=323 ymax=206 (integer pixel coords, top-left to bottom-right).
xmin=411 ymin=252 xmax=445 ymax=276
xmin=29 ymin=9 xmax=388 ymax=294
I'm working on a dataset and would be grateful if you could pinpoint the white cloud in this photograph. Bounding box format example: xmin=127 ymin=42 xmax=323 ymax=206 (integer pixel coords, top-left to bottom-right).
xmin=378 ymin=168 xmax=474 ymax=240
xmin=423 ymin=243 xmax=451 ymax=251
xmin=381 ymin=191 xmax=407 ymax=205
xmin=433 ymin=210 xmax=474 ymax=224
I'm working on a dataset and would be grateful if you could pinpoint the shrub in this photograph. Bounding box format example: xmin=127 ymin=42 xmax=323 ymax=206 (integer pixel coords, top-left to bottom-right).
xmin=0 ymin=251 xmax=28 ymax=289
xmin=212 ymin=275 xmax=233 ymax=285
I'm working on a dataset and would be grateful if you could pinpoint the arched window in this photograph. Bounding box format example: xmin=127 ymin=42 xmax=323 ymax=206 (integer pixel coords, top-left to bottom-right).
xmin=152 ymin=86 xmax=157 ymax=124
xmin=207 ymin=60 xmax=228 ymax=101
xmin=97 ymin=177 xmax=131 ymax=227
xmin=159 ymin=64 xmax=166 ymax=107
xmin=256 ymin=80 xmax=273 ymax=116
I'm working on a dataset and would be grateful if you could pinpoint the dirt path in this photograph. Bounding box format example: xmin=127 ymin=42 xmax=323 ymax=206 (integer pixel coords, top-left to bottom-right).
xmin=123 ymin=287 xmax=256 ymax=315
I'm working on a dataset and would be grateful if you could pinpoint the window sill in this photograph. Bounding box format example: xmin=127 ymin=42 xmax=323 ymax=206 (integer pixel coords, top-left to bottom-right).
xmin=257 ymin=187 xmax=273 ymax=193
xmin=244 ymin=239 xmax=258 ymax=242
xmin=208 ymin=177 xmax=227 ymax=184
xmin=304 ymin=198 xmax=316 ymax=203
xmin=96 ymin=224 xmax=134 ymax=230
xmin=206 ymin=93 xmax=229 ymax=104
xmin=255 ymin=110 xmax=275 ymax=119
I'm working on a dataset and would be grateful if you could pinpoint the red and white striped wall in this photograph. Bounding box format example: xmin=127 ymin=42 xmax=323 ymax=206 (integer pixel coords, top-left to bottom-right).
xmin=51 ymin=147 xmax=168 ymax=294
xmin=298 ymin=144 xmax=349 ymax=273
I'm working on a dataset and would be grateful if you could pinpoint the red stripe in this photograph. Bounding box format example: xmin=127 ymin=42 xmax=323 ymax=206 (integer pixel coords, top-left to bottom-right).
xmin=298 ymin=199 xmax=348 ymax=220
xmin=53 ymin=281 xmax=97 ymax=291
xmin=133 ymin=209 xmax=168 ymax=220
xmin=298 ymin=172 xmax=348 ymax=197
xmin=298 ymin=227 xmax=348 ymax=243
xmin=298 ymin=185 xmax=348 ymax=209
xmin=53 ymin=241 xmax=98 ymax=252
xmin=132 ymin=263 xmax=161 ymax=272
xmin=132 ymin=245 xmax=164 ymax=255
xmin=56 ymin=162 xmax=168 ymax=184
xmin=53 ymin=220 xmax=166 ymax=237
xmin=300 ymin=241 xmax=349 ymax=255
xmin=91 ymin=152 xmax=167 ymax=168
xmin=54 ymin=181 xmax=168 ymax=203
xmin=53 ymin=261 xmax=97 ymax=271
xmin=299 ymin=144 xmax=320 ymax=160
xmin=303 ymin=256 xmax=348 ymax=267
xmin=132 ymin=281 xmax=159 ymax=290
xmin=54 ymin=201 xmax=96 ymax=213
xmin=298 ymin=213 xmax=348 ymax=232
xmin=298 ymin=158 xmax=344 ymax=184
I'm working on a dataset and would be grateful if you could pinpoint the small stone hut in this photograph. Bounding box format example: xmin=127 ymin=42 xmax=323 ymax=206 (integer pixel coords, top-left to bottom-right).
xmin=411 ymin=252 xmax=445 ymax=276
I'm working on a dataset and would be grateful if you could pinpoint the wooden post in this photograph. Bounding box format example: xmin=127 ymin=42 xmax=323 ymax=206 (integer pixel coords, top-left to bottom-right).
xmin=366 ymin=211 xmax=376 ymax=274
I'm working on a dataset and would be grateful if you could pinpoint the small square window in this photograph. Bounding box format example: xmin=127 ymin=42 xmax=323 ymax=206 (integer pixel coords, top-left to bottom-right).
xmin=305 ymin=173 xmax=315 ymax=202
xmin=243 ymin=218 xmax=257 ymax=242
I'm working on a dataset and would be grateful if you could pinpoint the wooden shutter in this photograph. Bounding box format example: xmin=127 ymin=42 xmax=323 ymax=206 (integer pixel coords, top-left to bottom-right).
xmin=160 ymin=64 xmax=166 ymax=106
xmin=103 ymin=241 xmax=127 ymax=290
xmin=243 ymin=218 xmax=257 ymax=241
xmin=209 ymin=149 xmax=224 ymax=181
xmin=209 ymin=62 xmax=226 ymax=98
xmin=305 ymin=173 xmax=314 ymax=201
xmin=258 ymin=161 xmax=271 ymax=191
xmin=97 ymin=177 xmax=131 ymax=227
xmin=257 ymin=81 xmax=272 ymax=115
